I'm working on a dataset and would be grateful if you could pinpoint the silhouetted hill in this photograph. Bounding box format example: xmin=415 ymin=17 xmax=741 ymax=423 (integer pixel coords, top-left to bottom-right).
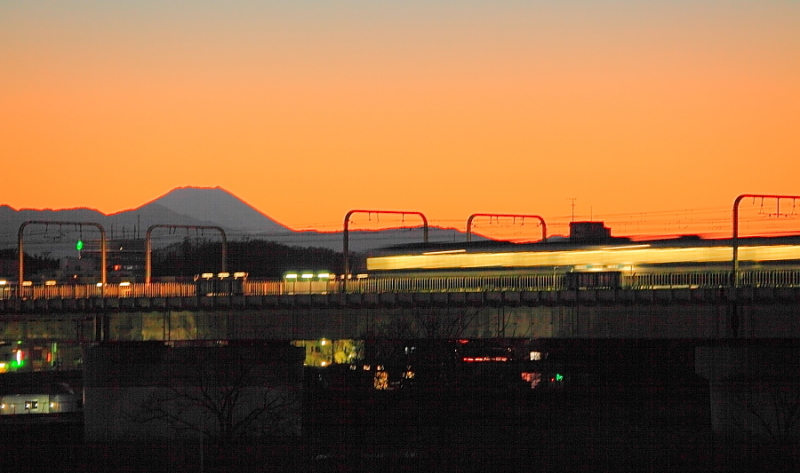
xmin=105 ymin=203 xmax=221 ymax=239
xmin=265 ymin=227 xmax=469 ymax=253
xmin=0 ymin=205 xmax=109 ymax=249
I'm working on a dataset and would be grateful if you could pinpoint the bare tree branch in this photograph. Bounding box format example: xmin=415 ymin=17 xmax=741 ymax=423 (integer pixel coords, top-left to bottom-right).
xmin=729 ymin=379 xmax=800 ymax=443
xmin=126 ymin=345 xmax=300 ymax=444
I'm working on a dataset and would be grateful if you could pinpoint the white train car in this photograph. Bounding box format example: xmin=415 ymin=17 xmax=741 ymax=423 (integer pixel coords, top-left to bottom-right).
xmin=0 ymin=392 xmax=82 ymax=415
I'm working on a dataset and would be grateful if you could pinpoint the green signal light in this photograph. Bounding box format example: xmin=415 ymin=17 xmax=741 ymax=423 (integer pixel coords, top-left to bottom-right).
xmin=76 ymin=240 xmax=84 ymax=251
xmin=555 ymin=373 xmax=564 ymax=382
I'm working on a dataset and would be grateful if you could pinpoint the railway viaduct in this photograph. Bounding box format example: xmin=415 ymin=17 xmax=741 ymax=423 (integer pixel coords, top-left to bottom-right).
xmin=2 ymin=285 xmax=799 ymax=442
xmin=2 ymin=286 xmax=799 ymax=341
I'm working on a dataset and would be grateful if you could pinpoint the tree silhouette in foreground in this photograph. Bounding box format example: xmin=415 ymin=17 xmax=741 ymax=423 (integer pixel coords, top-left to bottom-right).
xmin=129 ymin=344 xmax=301 ymax=445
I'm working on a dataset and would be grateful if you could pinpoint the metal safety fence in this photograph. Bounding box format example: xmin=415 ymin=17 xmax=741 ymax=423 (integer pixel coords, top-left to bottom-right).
xmin=3 ymin=270 xmax=800 ymax=300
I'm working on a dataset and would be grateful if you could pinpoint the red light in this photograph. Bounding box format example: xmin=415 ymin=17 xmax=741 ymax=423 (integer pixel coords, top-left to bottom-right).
xmin=462 ymin=356 xmax=508 ymax=363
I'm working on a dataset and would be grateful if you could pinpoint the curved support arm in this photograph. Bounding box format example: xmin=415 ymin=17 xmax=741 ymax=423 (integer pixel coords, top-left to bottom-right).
xmin=343 ymin=209 xmax=428 ymax=290
xmin=466 ymin=213 xmax=546 ymax=243
xmin=18 ymin=221 xmax=106 ymax=294
xmin=145 ymin=225 xmax=227 ymax=283
xmin=732 ymin=194 xmax=800 ymax=287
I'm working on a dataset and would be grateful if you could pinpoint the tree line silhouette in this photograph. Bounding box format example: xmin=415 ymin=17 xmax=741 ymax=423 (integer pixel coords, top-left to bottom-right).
xmin=0 ymin=248 xmax=60 ymax=275
xmin=151 ymin=239 xmax=344 ymax=278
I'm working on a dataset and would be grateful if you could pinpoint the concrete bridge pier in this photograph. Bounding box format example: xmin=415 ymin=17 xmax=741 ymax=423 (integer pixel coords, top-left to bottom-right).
xmin=695 ymin=343 xmax=800 ymax=444
xmin=94 ymin=314 xmax=110 ymax=342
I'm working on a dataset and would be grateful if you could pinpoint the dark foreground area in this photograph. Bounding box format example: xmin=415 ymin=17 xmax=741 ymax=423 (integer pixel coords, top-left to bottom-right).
xmin=2 ymin=376 xmax=797 ymax=473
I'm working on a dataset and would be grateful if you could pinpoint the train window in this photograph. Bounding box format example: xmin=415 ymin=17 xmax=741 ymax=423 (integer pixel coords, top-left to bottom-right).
xmin=565 ymin=271 xmax=622 ymax=290
xmin=25 ymin=400 xmax=38 ymax=410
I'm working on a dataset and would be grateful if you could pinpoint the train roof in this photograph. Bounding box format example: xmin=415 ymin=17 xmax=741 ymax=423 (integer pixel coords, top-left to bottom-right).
xmin=367 ymin=233 xmax=800 ymax=257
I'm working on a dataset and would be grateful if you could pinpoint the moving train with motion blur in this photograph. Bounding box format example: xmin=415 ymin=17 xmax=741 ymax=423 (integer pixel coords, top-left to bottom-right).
xmin=5 ymin=223 xmax=800 ymax=297
xmin=354 ymin=222 xmax=800 ymax=291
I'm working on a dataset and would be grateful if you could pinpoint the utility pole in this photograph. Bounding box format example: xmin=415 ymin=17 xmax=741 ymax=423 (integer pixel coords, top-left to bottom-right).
xmin=567 ymin=198 xmax=577 ymax=222
xmin=465 ymin=214 xmax=547 ymax=243
xmin=145 ymin=225 xmax=227 ymax=284
xmin=342 ymin=210 xmax=428 ymax=292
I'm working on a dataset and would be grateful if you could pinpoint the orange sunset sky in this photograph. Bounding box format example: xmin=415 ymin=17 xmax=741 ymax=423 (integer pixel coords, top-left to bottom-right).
xmin=2 ymin=1 xmax=799 ymax=239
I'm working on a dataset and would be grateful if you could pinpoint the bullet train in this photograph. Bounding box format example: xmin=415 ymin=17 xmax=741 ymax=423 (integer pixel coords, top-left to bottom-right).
xmin=357 ymin=232 xmax=800 ymax=290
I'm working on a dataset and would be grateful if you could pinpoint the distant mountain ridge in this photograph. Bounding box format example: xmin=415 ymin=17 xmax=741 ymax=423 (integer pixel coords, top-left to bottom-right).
xmin=140 ymin=187 xmax=289 ymax=234
xmin=0 ymin=187 xmax=478 ymax=256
